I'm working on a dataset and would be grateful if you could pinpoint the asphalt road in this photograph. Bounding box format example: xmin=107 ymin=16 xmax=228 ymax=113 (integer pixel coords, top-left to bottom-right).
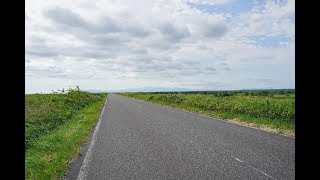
xmin=66 ymin=93 xmax=295 ymax=180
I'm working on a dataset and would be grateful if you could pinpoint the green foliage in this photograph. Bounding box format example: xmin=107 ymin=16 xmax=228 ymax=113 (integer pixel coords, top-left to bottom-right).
xmin=121 ymin=91 xmax=295 ymax=132
xmin=138 ymin=89 xmax=294 ymax=96
xmin=25 ymin=87 xmax=106 ymax=149
xmin=25 ymin=98 xmax=106 ymax=179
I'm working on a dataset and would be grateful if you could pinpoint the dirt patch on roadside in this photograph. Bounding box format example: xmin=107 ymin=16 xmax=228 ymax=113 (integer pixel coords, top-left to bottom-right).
xmin=227 ymin=118 xmax=295 ymax=137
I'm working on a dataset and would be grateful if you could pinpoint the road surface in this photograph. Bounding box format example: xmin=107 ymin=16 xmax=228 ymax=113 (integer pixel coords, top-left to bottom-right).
xmin=66 ymin=94 xmax=295 ymax=179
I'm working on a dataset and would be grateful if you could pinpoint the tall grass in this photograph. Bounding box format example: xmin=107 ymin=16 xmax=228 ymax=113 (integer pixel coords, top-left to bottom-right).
xmin=121 ymin=91 xmax=295 ymax=133
xmin=25 ymin=87 xmax=106 ymax=149
xmin=25 ymin=87 xmax=107 ymax=179
xmin=25 ymin=98 xmax=106 ymax=179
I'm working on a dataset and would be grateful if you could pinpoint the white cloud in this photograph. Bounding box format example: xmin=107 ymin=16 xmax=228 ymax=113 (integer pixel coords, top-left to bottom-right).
xmin=25 ymin=0 xmax=295 ymax=93
xmin=188 ymin=0 xmax=234 ymax=5
xmin=235 ymin=0 xmax=295 ymax=37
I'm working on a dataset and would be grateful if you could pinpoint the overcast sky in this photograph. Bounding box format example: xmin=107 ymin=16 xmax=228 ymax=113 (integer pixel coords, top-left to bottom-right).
xmin=25 ymin=0 xmax=295 ymax=93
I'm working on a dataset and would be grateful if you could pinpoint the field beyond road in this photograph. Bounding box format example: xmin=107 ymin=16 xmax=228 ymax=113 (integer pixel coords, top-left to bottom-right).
xmin=25 ymin=88 xmax=107 ymax=179
xmin=120 ymin=90 xmax=295 ymax=136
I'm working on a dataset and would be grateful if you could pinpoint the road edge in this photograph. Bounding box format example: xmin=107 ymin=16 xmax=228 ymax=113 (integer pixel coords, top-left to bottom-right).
xmin=76 ymin=97 xmax=108 ymax=180
xmin=118 ymin=94 xmax=295 ymax=139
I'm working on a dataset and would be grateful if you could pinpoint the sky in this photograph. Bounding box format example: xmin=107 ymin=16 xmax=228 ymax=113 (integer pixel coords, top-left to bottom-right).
xmin=25 ymin=0 xmax=295 ymax=93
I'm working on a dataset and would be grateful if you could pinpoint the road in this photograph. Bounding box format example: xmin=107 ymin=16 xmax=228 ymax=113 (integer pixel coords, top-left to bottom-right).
xmin=66 ymin=94 xmax=295 ymax=180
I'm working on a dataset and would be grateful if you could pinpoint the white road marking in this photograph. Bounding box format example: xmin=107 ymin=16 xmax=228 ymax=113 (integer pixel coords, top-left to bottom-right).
xmin=233 ymin=157 xmax=276 ymax=180
xmin=77 ymin=99 xmax=108 ymax=180
xmin=234 ymin=157 xmax=244 ymax=163
xmin=247 ymin=164 xmax=277 ymax=180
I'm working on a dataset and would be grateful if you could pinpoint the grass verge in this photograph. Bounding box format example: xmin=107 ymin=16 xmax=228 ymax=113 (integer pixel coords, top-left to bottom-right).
xmin=26 ymin=89 xmax=106 ymax=149
xmin=25 ymin=96 xmax=106 ymax=179
xmin=120 ymin=92 xmax=294 ymax=136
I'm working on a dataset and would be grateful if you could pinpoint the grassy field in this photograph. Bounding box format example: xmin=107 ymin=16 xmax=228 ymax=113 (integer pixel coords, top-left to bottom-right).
xmin=120 ymin=90 xmax=295 ymax=135
xmin=25 ymin=88 xmax=107 ymax=179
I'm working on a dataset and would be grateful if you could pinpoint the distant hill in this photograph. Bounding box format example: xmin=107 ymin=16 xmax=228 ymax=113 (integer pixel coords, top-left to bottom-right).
xmin=85 ymin=87 xmax=198 ymax=93
xmin=85 ymin=89 xmax=107 ymax=93
xmin=85 ymin=87 xmax=295 ymax=93
xmin=116 ymin=87 xmax=198 ymax=92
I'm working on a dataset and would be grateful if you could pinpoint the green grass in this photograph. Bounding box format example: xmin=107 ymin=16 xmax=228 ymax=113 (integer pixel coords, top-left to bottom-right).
xmin=25 ymin=88 xmax=107 ymax=179
xmin=120 ymin=91 xmax=295 ymax=134
xmin=25 ymin=89 xmax=106 ymax=149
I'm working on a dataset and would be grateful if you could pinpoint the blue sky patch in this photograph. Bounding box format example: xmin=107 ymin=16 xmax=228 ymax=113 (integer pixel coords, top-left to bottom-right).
xmin=187 ymin=0 xmax=254 ymax=15
xmin=250 ymin=35 xmax=293 ymax=48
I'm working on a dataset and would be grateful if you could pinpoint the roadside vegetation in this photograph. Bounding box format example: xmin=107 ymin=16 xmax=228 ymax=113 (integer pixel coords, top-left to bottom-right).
xmin=25 ymin=87 xmax=107 ymax=179
xmin=121 ymin=90 xmax=295 ymax=135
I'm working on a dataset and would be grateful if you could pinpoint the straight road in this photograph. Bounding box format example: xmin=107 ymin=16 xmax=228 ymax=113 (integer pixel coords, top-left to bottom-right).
xmin=66 ymin=94 xmax=295 ymax=179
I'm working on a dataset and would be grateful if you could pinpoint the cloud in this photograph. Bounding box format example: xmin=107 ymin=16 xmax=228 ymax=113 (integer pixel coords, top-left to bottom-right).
xmin=247 ymin=78 xmax=280 ymax=87
xmin=25 ymin=0 xmax=295 ymax=93
xmin=158 ymin=21 xmax=190 ymax=41
xmin=44 ymin=7 xmax=90 ymax=29
xmin=25 ymin=13 xmax=30 ymax=20
xmin=234 ymin=0 xmax=295 ymax=38
xmin=202 ymin=21 xmax=228 ymax=37
xmin=188 ymin=0 xmax=234 ymax=5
